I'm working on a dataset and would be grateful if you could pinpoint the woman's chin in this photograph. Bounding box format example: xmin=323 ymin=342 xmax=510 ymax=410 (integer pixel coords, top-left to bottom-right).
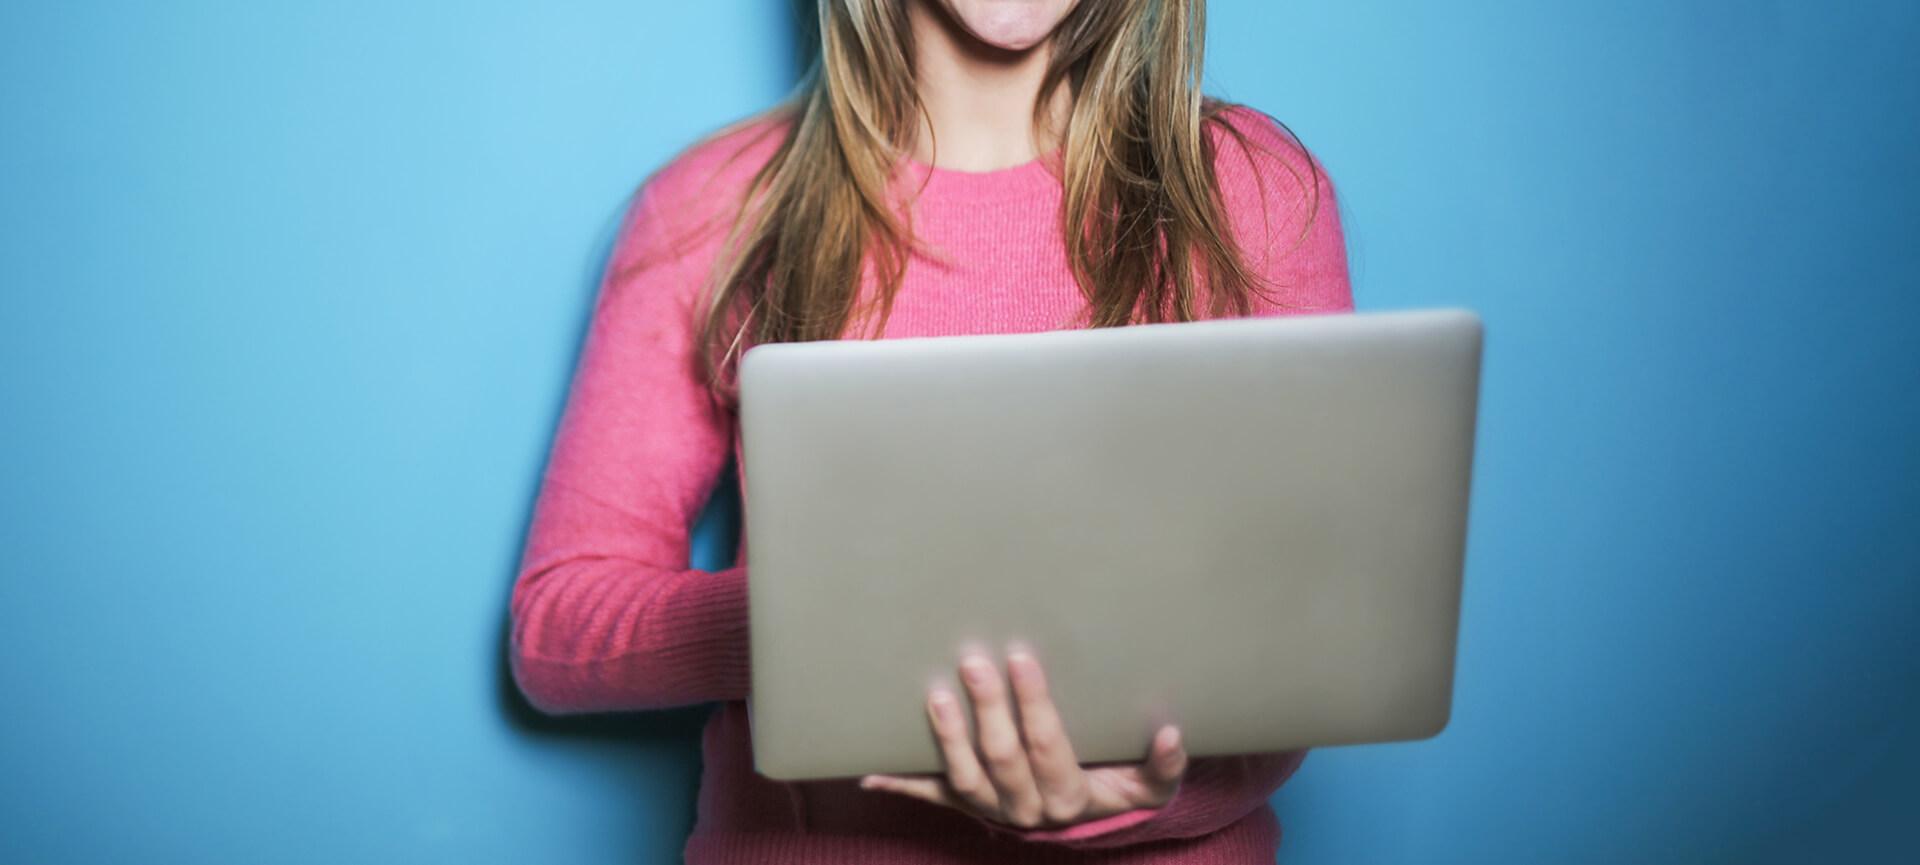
xmin=944 ymin=0 xmax=1077 ymax=53
xmin=965 ymin=18 xmax=1055 ymax=52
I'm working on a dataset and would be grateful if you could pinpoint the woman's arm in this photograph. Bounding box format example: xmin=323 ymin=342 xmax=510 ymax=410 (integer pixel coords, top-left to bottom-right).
xmin=508 ymin=181 xmax=747 ymax=714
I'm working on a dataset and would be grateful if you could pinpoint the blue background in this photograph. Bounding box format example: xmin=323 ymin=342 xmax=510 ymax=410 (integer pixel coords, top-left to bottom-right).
xmin=2 ymin=1 xmax=1914 ymax=862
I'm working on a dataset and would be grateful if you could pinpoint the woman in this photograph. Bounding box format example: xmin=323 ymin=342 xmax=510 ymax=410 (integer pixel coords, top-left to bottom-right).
xmin=510 ymin=0 xmax=1352 ymax=861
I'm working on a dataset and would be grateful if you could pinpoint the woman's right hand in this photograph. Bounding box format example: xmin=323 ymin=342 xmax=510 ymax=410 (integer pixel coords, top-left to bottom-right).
xmin=860 ymin=646 xmax=1189 ymax=831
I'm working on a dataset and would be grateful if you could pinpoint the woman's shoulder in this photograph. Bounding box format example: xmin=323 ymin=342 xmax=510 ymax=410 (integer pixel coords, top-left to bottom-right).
xmin=598 ymin=110 xmax=792 ymax=305
xmin=627 ymin=108 xmax=794 ymax=241
xmin=1202 ymin=102 xmax=1353 ymax=312
xmin=1204 ymin=101 xmax=1336 ymax=223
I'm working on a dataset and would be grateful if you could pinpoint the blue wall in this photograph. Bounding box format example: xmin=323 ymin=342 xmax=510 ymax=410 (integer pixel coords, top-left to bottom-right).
xmin=1 ymin=2 xmax=1913 ymax=862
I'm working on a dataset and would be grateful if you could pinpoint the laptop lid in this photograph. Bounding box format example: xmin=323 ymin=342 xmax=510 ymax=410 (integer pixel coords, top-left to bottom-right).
xmin=739 ymin=307 xmax=1482 ymax=781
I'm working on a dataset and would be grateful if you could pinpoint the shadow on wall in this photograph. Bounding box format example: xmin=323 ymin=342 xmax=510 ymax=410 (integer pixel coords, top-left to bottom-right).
xmin=488 ymin=0 xmax=812 ymax=857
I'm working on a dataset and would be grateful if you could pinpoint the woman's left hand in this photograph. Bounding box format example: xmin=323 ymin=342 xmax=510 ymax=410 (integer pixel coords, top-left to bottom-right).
xmin=859 ymin=646 xmax=1189 ymax=830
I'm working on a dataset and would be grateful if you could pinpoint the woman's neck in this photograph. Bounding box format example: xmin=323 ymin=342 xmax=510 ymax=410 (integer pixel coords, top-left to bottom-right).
xmin=905 ymin=0 xmax=1071 ymax=172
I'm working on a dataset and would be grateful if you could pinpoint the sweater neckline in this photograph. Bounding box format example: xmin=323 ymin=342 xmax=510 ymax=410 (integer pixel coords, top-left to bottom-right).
xmin=897 ymin=148 xmax=1063 ymax=201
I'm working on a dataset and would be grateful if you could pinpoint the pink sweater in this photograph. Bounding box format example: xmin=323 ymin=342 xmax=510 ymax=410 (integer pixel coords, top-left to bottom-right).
xmin=510 ymin=105 xmax=1355 ymax=863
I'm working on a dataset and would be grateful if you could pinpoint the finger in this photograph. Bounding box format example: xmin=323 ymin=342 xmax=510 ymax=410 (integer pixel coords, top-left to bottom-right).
xmin=960 ymin=652 xmax=1046 ymax=827
xmin=860 ymin=773 xmax=957 ymax=808
xmin=926 ymin=686 xmax=999 ymax=814
xmin=1006 ymin=649 xmax=1090 ymax=823
xmin=1140 ymin=724 xmax=1189 ymax=791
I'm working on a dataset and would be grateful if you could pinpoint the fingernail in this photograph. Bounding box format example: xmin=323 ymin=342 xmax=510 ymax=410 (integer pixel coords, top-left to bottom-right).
xmin=928 ymin=689 xmax=956 ymax=721
xmin=961 ymin=655 xmax=992 ymax=685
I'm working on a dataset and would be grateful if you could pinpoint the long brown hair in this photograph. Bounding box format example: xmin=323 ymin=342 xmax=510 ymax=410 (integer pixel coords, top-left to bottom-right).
xmin=664 ymin=0 xmax=1321 ymax=404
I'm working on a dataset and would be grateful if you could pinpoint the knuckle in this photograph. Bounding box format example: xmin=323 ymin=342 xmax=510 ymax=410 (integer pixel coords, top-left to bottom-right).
xmin=982 ymin=744 xmax=1024 ymax=772
xmin=1042 ymin=794 xmax=1086 ymax=824
xmin=979 ymin=733 xmax=1022 ymax=764
xmin=1013 ymin=674 xmax=1050 ymax=702
xmin=1023 ymin=726 xmax=1063 ymax=757
xmin=1007 ymin=804 xmax=1045 ymax=828
xmin=946 ymin=766 xmax=982 ymax=793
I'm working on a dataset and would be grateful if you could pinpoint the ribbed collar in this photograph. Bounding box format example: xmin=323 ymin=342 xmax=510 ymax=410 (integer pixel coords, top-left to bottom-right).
xmin=895 ymin=148 xmax=1064 ymax=203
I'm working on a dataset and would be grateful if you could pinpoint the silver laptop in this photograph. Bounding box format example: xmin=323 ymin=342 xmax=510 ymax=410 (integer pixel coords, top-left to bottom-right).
xmin=738 ymin=307 xmax=1482 ymax=781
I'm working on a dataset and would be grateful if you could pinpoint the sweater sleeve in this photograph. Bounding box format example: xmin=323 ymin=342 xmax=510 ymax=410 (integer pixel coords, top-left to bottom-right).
xmin=507 ymin=179 xmax=749 ymax=715
xmin=972 ymin=110 xmax=1354 ymax=849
